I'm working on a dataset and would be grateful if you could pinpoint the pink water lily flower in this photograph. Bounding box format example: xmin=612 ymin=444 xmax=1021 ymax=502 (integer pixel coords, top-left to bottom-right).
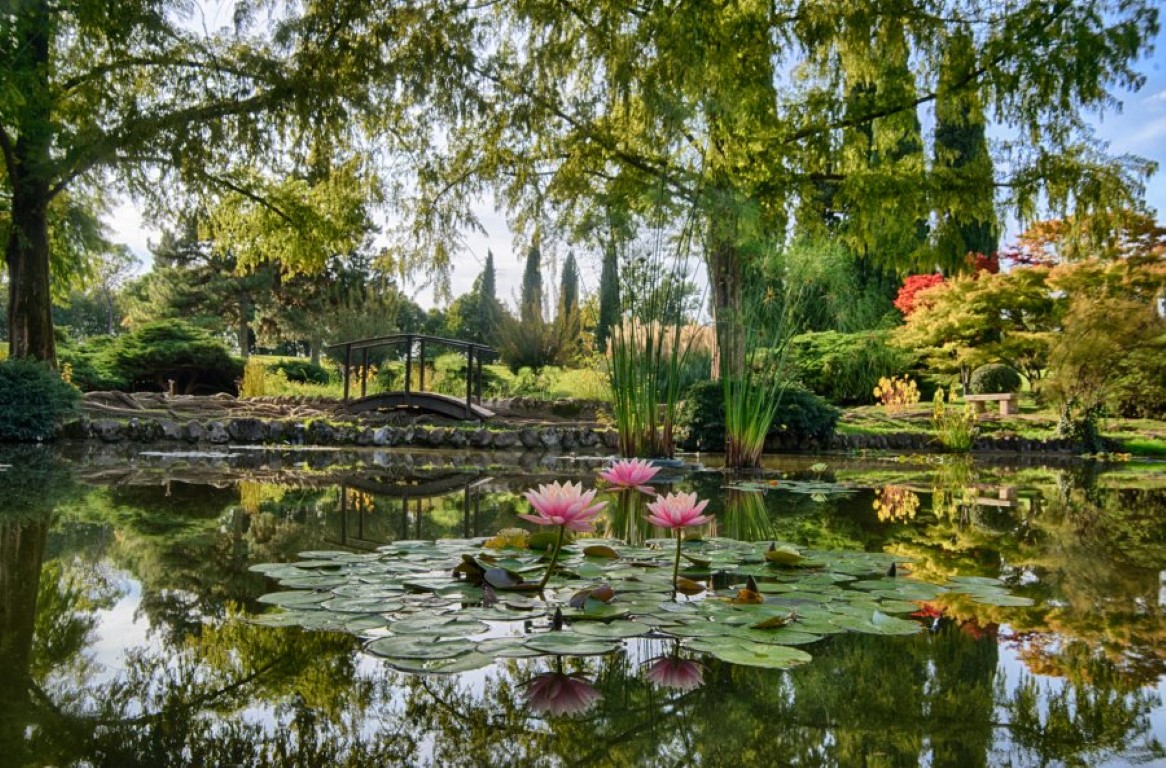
xmin=646 ymin=491 xmax=712 ymax=530
xmin=524 ymin=672 xmax=602 ymax=716
xmin=646 ymin=657 xmax=705 ymax=691
xmin=598 ymin=458 xmax=660 ymax=495
xmin=520 ymin=481 xmax=607 ymax=532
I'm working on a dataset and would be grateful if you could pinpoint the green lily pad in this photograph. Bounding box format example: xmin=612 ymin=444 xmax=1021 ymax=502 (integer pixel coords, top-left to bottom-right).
xmin=524 ymin=633 xmax=618 ymax=656
xmin=365 ymin=636 xmax=473 ymax=660
xmin=256 ymin=591 xmax=331 ymax=607
xmin=706 ymin=642 xmax=813 ymax=669
xmin=383 ymin=651 xmax=494 ymax=674
xmin=572 ymin=621 xmax=650 ymax=639
xmin=967 ymin=593 xmax=1036 ymax=607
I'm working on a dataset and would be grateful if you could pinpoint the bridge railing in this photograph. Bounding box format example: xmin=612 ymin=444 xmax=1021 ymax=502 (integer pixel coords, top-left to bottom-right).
xmin=326 ymin=333 xmax=495 ymax=411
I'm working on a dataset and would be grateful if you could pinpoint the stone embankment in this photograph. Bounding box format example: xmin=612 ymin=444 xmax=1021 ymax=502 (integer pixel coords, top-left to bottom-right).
xmin=65 ymin=415 xmax=621 ymax=452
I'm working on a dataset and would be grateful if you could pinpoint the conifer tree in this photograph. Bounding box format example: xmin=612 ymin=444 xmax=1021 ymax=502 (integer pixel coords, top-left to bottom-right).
xmin=596 ymin=242 xmax=620 ymax=353
xmin=520 ymin=242 xmax=543 ymax=326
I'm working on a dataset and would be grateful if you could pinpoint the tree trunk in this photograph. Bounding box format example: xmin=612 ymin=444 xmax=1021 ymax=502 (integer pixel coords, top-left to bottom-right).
xmin=236 ymin=293 xmax=251 ymax=358
xmin=5 ymin=189 xmax=57 ymax=366
xmin=310 ymin=334 xmax=322 ymax=366
xmin=3 ymin=0 xmax=56 ymax=366
xmin=707 ymin=228 xmax=745 ymax=382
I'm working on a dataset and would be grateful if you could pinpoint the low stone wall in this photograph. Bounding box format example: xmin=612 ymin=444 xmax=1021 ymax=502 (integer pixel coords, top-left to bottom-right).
xmin=64 ymin=416 xmax=621 ymax=452
xmin=62 ymin=408 xmax=1090 ymax=455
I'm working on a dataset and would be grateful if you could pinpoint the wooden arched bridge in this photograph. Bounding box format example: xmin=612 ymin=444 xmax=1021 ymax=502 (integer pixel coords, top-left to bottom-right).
xmin=330 ymin=333 xmax=495 ymax=420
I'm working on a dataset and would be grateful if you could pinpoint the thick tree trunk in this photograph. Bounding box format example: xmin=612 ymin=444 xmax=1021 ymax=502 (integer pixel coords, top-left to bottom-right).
xmin=310 ymin=334 xmax=322 ymax=366
xmin=5 ymin=191 xmax=57 ymax=366
xmin=707 ymin=229 xmax=745 ymax=382
xmin=4 ymin=0 xmax=56 ymax=365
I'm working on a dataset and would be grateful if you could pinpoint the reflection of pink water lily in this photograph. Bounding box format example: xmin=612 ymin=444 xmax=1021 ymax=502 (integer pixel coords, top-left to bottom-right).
xmin=646 ymin=492 xmax=712 ymax=530
xmin=520 ymin=481 xmax=607 ymax=532
xmin=598 ymin=458 xmax=661 ymax=495
xmin=524 ymin=672 xmax=602 ymax=716
xmin=646 ymin=657 xmax=704 ymax=691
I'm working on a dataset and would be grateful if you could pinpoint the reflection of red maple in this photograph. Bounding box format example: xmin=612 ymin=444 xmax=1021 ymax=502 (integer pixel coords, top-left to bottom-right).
xmin=911 ymin=601 xmax=945 ymax=620
xmin=894 ymin=273 xmax=946 ymax=316
xmin=960 ymin=620 xmax=999 ymax=641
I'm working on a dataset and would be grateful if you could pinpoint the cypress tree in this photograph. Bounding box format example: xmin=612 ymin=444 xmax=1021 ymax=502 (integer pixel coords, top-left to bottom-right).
xmin=520 ymin=242 xmax=543 ymax=326
xmin=558 ymin=251 xmax=579 ymax=323
xmin=475 ymin=250 xmax=500 ymax=345
xmin=596 ymin=241 xmax=620 ymax=353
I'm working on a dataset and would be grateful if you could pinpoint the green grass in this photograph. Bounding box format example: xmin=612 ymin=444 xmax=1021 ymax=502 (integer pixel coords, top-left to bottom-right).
xmin=1118 ymin=437 xmax=1166 ymax=457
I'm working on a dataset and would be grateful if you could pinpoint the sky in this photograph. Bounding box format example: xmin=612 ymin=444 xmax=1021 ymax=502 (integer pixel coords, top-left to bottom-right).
xmin=105 ymin=21 xmax=1166 ymax=312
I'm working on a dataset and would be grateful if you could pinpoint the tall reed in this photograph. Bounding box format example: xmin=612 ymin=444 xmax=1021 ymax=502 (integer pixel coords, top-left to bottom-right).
xmin=607 ymin=222 xmax=704 ymax=458
xmin=722 ymin=264 xmax=806 ymax=469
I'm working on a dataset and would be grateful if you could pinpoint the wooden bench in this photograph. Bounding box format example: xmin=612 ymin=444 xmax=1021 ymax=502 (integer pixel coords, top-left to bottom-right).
xmin=964 ymin=392 xmax=1019 ymax=416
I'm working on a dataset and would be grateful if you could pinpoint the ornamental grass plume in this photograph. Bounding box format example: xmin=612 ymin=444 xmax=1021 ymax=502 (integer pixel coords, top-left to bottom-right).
xmin=520 ymin=481 xmax=607 ymax=590
xmin=597 ymin=458 xmax=661 ymax=495
xmin=646 ymin=491 xmax=712 ymax=594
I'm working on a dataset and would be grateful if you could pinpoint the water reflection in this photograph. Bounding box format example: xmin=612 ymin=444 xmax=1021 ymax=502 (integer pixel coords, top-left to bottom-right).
xmin=0 ymin=448 xmax=1163 ymax=766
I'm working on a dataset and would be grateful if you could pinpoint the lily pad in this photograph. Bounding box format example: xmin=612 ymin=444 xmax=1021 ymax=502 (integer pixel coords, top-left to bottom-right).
xmin=572 ymin=621 xmax=651 ymax=639
xmin=365 ymin=636 xmax=473 ymax=660
xmin=705 ymin=642 xmax=813 ymax=669
xmin=524 ymin=633 xmax=619 ymax=656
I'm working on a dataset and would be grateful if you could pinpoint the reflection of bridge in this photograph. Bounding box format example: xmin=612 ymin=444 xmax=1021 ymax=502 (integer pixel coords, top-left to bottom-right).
xmin=332 ymin=473 xmax=495 ymax=550
xmin=330 ymin=333 xmax=495 ymax=420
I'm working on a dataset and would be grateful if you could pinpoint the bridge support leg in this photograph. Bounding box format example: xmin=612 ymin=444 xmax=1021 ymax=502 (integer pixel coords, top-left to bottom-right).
xmin=465 ymin=347 xmax=474 ymax=418
xmin=343 ymin=343 xmax=352 ymax=403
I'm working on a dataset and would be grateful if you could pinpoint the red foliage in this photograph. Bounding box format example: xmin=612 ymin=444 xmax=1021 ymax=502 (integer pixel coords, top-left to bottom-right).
xmin=966 ymin=251 xmax=1000 ymax=274
xmin=894 ymin=273 xmax=946 ymax=316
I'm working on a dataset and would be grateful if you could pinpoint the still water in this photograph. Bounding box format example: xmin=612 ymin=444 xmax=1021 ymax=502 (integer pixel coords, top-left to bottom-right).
xmin=1 ymin=445 xmax=1163 ymax=767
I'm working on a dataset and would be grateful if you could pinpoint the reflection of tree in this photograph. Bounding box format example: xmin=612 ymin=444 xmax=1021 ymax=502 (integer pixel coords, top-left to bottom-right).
xmin=891 ymin=466 xmax=1166 ymax=688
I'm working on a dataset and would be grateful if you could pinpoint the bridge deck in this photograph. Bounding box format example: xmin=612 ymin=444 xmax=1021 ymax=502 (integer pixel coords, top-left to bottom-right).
xmin=343 ymin=390 xmax=495 ymax=420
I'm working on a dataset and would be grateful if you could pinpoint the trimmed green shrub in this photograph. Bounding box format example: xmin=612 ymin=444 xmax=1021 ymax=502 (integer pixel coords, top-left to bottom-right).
xmin=969 ymin=363 xmax=1021 ymax=394
xmin=789 ymin=330 xmax=914 ymax=405
xmin=272 ymin=359 xmax=331 ymax=385
xmin=59 ymin=335 xmax=127 ymax=391
xmin=677 ymin=379 xmax=840 ymax=452
xmin=0 ymin=359 xmax=81 ymax=441
xmin=110 ymin=321 xmax=243 ymax=394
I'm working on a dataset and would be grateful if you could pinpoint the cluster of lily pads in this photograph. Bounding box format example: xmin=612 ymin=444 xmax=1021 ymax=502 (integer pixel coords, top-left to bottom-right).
xmin=249 ymin=532 xmax=1034 ymax=673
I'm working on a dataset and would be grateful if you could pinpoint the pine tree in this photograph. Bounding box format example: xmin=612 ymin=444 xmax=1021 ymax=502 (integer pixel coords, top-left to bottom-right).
xmin=596 ymin=241 xmax=620 ymax=353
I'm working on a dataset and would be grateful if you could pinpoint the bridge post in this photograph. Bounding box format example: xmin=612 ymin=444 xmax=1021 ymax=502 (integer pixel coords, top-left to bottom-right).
xmin=405 ymin=335 xmax=413 ymax=400
xmin=419 ymin=338 xmax=426 ymax=391
xmin=360 ymin=347 xmax=369 ymax=397
xmin=475 ymin=353 xmax=483 ymax=403
xmin=465 ymin=346 xmax=474 ymax=417
xmin=343 ymin=343 xmax=352 ymax=402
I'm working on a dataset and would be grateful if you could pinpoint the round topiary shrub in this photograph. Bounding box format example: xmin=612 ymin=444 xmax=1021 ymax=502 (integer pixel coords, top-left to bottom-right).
xmin=969 ymin=363 xmax=1022 ymax=395
xmin=0 ymin=359 xmax=81 ymax=441
xmin=676 ymin=379 xmax=840 ymax=452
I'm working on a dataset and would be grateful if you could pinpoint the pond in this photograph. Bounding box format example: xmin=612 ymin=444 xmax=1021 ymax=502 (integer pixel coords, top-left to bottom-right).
xmin=1 ymin=445 xmax=1164 ymax=767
